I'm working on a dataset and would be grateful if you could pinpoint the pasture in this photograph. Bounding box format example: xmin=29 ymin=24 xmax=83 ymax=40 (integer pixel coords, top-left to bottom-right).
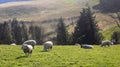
xmin=0 ymin=45 xmax=120 ymax=67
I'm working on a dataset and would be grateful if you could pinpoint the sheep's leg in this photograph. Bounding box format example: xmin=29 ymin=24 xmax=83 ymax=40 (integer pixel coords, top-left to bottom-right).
xmin=50 ymin=46 xmax=52 ymax=49
xmin=48 ymin=47 xmax=52 ymax=51
xmin=101 ymin=45 xmax=103 ymax=47
xmin=48 ymin=48 xmax=51 ymax=51
xmin=25 ymin=53 xmax=28 ymax=56
xmin=44 ymin=48 xmax=47 ymax=52
xmin=30 ymin=51 xmax=32 ymax=56
xmin=28 ymin=50 xmax=32 ymax=56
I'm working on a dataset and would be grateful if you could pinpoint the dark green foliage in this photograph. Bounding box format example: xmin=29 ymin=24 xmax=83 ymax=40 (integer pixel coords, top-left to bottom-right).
xmin=56 ymin=17 xmax=68 ymax=45
xmin=29 ymin=24 xmax=44 ymax=44
xmin=21 ymin=22 xmax=29 ymax=42
xmin=111 ymin=31 xmax=120 ymax=44
xmin=0 ymin=18 xmax=44 ymax=45
xmin=0 ymin=23 xmax=3 ymax=44
xmin=11 ymin=18 xmax=18 ymax=43
xmin=29 ymin=24 xmax=36 ymax=40
xmin=110 ymin=13 xmax=120 ymax=44
xmin=0 ymin=22 xmax=13 ymax=44
xmin=67 ymin=34 xmax=74 ymax=45
xmin=11 ymin=19 xmax=23 ymax=44
xmin=73 ymin=7 xmax=103 ymax=45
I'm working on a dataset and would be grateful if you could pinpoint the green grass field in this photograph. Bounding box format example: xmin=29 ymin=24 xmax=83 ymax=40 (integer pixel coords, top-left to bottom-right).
xmin=0 ymin=45 xmax=120 ymax=67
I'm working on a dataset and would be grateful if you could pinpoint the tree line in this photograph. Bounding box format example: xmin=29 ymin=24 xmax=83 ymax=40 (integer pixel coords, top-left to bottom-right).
xmin=0 ymin=7 xmax=120 ymax=45
xmin=56 ymin=7 xmax=120 ymax=45
xmin=0 ymin=18 xmax=44 ymax=44
xmin=56 ymin=7 xmax=103 ymax=45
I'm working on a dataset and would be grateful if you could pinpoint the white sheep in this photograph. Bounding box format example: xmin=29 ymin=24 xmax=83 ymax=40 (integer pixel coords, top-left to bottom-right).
xmin=43 ymin=41 xmax=53 ymax=52
xmin=22 ymin=44 xmax=33 ymax=56
xmin=101 ymin=40 xmax=113 ymax=47
xmin=10 ymin=43 xmax=16 ymax=46
xmin=81 ymin=44 xmax=93 ymax=49
xmin=75 ymin=43 xmax=80 ymax=46
xmin=23 ymin=40 xmax=36 ymax=49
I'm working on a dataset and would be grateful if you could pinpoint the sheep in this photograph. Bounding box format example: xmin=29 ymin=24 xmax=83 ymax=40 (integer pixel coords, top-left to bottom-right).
xmin=75 ymin=43 xmax=80 ymax=46
xmin=23 ymin=40 xmax=36 ymax=49
xmin=43 ymin=41 xmax=53 ymax=52
xmin=22 ymin=44 xmax=33 ymax=56
xmin=10 ymin=43 xmax=16 ymax=46
xmin=100 ymin=40 xmax=113 ymax=47
xmin=81 ymin=44 xmax=93 ymax=49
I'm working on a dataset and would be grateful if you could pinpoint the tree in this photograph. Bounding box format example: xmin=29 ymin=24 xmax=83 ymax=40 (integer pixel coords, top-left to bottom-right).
xmin=21 ymin=22 xmax=29 ymax=42
xmin=29 ymin=24 xmax=44 ymax=44
xmin=11 ymin=18 xmax=23 ymax=44
xmin=34 ymin=26 xmax=44 ymax=44
xmin=73 ymin=7 xmax=103 ymax=45
xmin=111 ymin=31 xmax=120 ymax=44
xmin=56 ymin=17 xmax=68 ymax=45
xmin=29 ymin=24 xmax=36 ymax=40
xmin=0 ymin=23 xmax=3 ymax=44
xmin=2 ymin=22 xmax=13 ymax=44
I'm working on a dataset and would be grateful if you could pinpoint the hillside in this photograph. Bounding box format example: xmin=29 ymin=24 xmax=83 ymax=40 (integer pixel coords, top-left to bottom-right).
xmin=93 ymin=0 xmax=120 ymax=13
xmin=0 ymin=0 xmax=116 ymax=27
xmin=0 ymin=0 xmax=118 ymax=39
xmin=0 ymin=0 xmax=88 ymax=21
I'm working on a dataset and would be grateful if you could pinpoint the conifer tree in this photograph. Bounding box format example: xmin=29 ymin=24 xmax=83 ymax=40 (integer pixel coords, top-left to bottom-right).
xmin=56 ymin=17 xmax=68 ymax=45
xmin=2 ymin=22 xmax=13 ymax=44
xmin=11 ymin=18 xmax=23 ymax=44
xmin=0 ymin=23 xmax=3 ymax=44
xmin=21 ymin=22 xmax=29 ymax=42
xmin=29 ymin=24 xmax=44 ymax=44
xmin=34 ymin=26 xmax=44 ymax=44
xmin=73 ymin=7 xmax=103 ymax=45
xmin=29 ymin=24 xmax=36 ymax=40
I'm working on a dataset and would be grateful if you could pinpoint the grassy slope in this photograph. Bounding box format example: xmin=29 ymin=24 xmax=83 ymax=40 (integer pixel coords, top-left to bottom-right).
xmin=102 ymin=26 xmax=120 ymax=40
xmin=0 ymin=45 xmax=120 ymax=67
xmin=0 ymin=0 xmax=83 ymax=21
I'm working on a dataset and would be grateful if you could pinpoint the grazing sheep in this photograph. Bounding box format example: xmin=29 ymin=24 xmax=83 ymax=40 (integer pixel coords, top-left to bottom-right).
xmin=23 ymin=40 xmax=36 ymax=49
xmin=81 ymin=44 xmax=93 ymax=49
xmin=101 ymin=40 xmax=113 ymax=47
xmin=10 ymin=43 xmax=16 ymax=46
xmin=22 ymin=44 xmax=33 ymax=56
xmin=43 ymin=41 xmax=53 ymax=52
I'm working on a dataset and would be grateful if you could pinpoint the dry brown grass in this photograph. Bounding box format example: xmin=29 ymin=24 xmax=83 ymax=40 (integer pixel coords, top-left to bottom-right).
xmin=0 ymin=0 xmax=117 ymax=36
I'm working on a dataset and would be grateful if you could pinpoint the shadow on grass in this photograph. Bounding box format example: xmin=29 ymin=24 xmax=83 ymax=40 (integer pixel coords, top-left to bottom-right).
xmin=16 ymin=55 xmax=28 ymax=59
xmin=40 ymin=50 xmax=48 ymax=52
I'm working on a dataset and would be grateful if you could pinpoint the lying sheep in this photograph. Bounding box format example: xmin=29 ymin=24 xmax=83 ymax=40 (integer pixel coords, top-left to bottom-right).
xmin=22 ymin=44 xmax=33 ymax=56
xmin=10 ymin=43 xmax=16 ymax=46
xmin=75 ymin=43 xmax=80 ymax=46
xmin=81 ymin=44 xmax=93 ymax=49
xmin=23 ymin=40 xmax=36 ymax=49
xmin=43 ymin=41 xmax=53 ymax=52
xmin=101 ymin=40 xmax=113 ymax=47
